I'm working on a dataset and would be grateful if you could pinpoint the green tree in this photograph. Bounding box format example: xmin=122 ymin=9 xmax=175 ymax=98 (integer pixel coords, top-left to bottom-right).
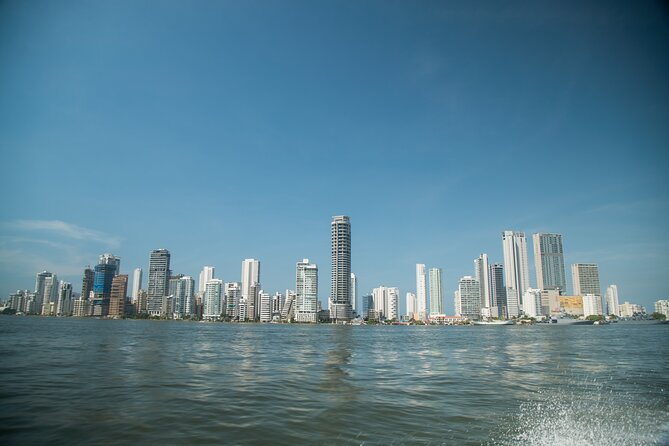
xmin=651 ymin=312 xmax=666 ymax=320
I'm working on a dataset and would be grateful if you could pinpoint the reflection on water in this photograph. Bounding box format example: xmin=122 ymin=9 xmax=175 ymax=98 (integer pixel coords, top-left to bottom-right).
xmin=0 ymin=318 xmax=666 ymax=445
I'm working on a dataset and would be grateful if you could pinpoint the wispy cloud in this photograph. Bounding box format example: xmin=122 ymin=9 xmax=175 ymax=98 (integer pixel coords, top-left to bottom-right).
xmin=3 ymin=220 xmax=121 ymax=248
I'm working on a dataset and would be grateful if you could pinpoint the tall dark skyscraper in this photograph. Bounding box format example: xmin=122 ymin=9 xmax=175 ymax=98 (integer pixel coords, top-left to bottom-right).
xmin=489 ymin=263 xmax=507 ymax=319
xmin=81 ymin=267 xmax=95 ymax=302
xmin=92 ymin=262 xmax=116 ymax=316
xmin=532 ymin=233 xmax=567 ymax=294
xmin=330 ymin=215 xmax=352 ymax=323
xmin=147 ymin=249 xmax=171 ymax=316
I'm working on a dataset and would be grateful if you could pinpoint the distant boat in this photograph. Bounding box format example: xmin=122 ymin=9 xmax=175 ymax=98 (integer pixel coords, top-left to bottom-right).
xmin=549 ymin=317 xmax=594 ymax=325
xmin=472 ymin=319 xmax=515 ymax=326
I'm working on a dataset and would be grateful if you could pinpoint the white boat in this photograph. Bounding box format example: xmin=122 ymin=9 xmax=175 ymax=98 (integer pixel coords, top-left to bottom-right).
xmin=472 ymin=319 xmax=515 ymax=325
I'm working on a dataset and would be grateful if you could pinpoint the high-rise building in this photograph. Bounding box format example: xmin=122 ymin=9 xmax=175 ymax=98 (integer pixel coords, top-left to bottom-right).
xmin=295 ymin=259 xmax=318 ymax=323
xmin=56 ymin=281 xmax=73 ymax=316
xmin=605 ymin=285 xmax=620 ymax=316
xmin=416 ymin=264 xmax=427 ymax=320
xmin=199 ymin=266 xmax=215 ymax=294
xmin=429 ymin=267 xmax=443 ymax=315
xmin=371 ymin=286 xmax=399 ymax=321
xmin=654 ymin=300 xmax=669 ymax=318
xmin=533 ymin=233 xmax=567 ymax=294
xmin=453 ymin=290 xmax=461 ymax=317
xmin=522 ymin=288 xmax=542 ymax=318
xmin=172 ymin=276 xmax=195 ymax=319
xmin=406 ymin=292 xmax=417 ymax=320
xmin=81 ymin=266 xmax=95 ymax=302
xmin=259 ymin=291 xmax=272 ymax=322
xmin=241 ymin=259 xmax=260 ymax=319
xmin=502 ymin=231 xmax=530 ymax=317
xmin=93 ymin=258 xmax=117 ymax=316
xmin=203 ymin=279 xmax=223 ymax=320
xmin=474 ymin=254 xmax=491 ymax=311
xmin=131 ymin=268 xmax=142 ymax=303
xmin=109 ymin=274 xmax=128 ymax=318
xmin=489 ymin=263 xmax=506 ymax=318
xmin=330 ymin=215 xmax=352 ymax=322
xmin=99 ymin=253 xmax=121 ymax=275
xmin=147 ymin=249 xmax=171 ymax=316
xmin=571 ymin=263 xmax=601 ymax=297
xmin=225 ymin=282 xmax=241 ymax=319
xmin=458 ymin=276 xmax=481 ymax=320
xmin=350 ymin=273 xmax=357 ymax=316
xmin=35 ymin=271 xmax=58 ymax=315
xmin=582 ymin=294 xmax=602 ymax=317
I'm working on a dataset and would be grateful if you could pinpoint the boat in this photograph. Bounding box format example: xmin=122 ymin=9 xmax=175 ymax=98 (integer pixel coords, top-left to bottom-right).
xmin=472 ymin=319 xmax=515 ymax=325
xmin=549 ymin=316 xmax=594 ymax=325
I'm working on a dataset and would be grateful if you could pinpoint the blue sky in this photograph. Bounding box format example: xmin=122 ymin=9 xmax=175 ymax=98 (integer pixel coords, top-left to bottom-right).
xmin=1 ymin=1 xmax=668 ymax=314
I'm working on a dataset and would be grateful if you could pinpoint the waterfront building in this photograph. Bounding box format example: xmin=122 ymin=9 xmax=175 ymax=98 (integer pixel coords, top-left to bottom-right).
xmin=489 ymin=263 xmax=506 ymax=318
xmin=405 ymin=292 xmax=416 ymax=320
xmin=605 ymin=285 xmax=620 ymax=316
xmin=559 ymin=295 xmax=584 ymax=316
xmin=72 ymin=295 xmax=89 ymax=317
xmin=330 ymin=216 xmax=352 ymax=322
xmin=295 ymin=259 xmax=318 ymax=323
xmin=147 ymin=249 xmax=171 ymax=316
xmin=350 ymin=273 xmax=357 ymax=316
xmin=272 ymin=292 xmax=284 ymax=319
xmin=361 ymin=294 xmax=373 ymax=320
xmin=203 ymin=279 xmax=223 ymax=320
xmin=532 ymin=233 xmax=567 ymax=294
xmin=502 ymin=231 xmax=531 ymax=317
xmin=454 ymin=290 xmax=461 ymax=317
xmin=93 ymin=259 xmax=117 ymax=316
xmin=238 ymin=297 xmax=248 ymax=321
xmin=429 ymin=267 xmax=443 ymax=315
xmin=198 ymin=266 xmax=215 ymax=294
xmin=81 ymin=266 xmax=95 ymax=303
xmin=8 ymin=290 xmax=30 ymax=313
xmin=136 ymin=289 xmax=148 ymax=314
xmin=131 ymin=268 xmax=142 ymax=304
xmin=542 ymin=289 xmax=561 ymax=315
xmin=259 ymin=291 xmax=271 ymax=322
xmin=416 ymin=263 xmax=427 ymax=320
xmin=619 ymin=301 xmax=646 ymax=317
xmin=571 ymin=263 xmax=601 ymax=297
xmin=522 ymin=288 xmax=542 ymax=318
xmin=35 ymin=271 xmax=58 ymax=315
xmin=225 ymin=282 xmax=241 ymax=319
xmin=56 ymin=281 xmax=73 ymax=316
xmin=582 ymin=294 xmax=603 ymax=317
xmin=474 ymin=254 xmax=491 ymax=314
xmin=654 ymin=300 xmax=669 ymax=317
xmin=172 ymin=276 xmax=195 ymax=319
xmin=241 ymin=259 xmax=260 ymax=320
xmin=458 ymin=276 xmax=481 ymax=321
xmin=386 ymin=287 xmax=399 ymax=321
xmin=281 ymin=290 xmax=296 ymax=321
xmin=370 ymin=286 xmax=399 ymax=321
xmin=109 ymin=274 xmax=128 ymax=318
xmin=100 ymin=253 xmax=121 ymax=276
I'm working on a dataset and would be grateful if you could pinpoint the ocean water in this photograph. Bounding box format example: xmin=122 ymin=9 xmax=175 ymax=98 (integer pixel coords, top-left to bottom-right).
xmin=0 ymin=317 xmax=667 ymax=445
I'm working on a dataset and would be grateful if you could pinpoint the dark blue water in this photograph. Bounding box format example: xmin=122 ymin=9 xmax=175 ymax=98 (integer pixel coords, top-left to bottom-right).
xmin=1 ymin=317 xmax=667 ymax=445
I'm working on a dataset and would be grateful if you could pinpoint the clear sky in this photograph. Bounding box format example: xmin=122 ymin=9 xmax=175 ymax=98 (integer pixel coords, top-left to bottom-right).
xmin=1 ymin=1 xmax=668 ymax=314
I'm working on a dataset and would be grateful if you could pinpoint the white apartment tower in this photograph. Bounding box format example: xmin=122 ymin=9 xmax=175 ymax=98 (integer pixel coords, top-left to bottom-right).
xmin=131 ymin=268 xmax=142 ymax=303
xmin=429 ymin=267 xmax=443 ymax=315
xmin=330 ymin=216 xmax=352 ymax=322
xmin=605 ymin=285 xmax=620 ymax=316
xmin=502 ymin=231 xmax=530 ymax=317
xmin=199 ymin=266 xmax=215 ymax=294
xmin=533 ymin=233 xmax=567 ymax=294
xmin=416 ymin=264 xmax=427 ymax=320
xmin=241 ymin=259 xmax=260 ymax=319
xmin=295 ymin=259 xmax=318 ymax=323
xmin=350 ymin=273 xmax=358 ymax=316
xmin=203 ymin=279 xmax=223 ymax=320
xmin=474 ymin=254 xmax=491 ymax=310
xmin=406 ymin=292 xmax=417 ymax=320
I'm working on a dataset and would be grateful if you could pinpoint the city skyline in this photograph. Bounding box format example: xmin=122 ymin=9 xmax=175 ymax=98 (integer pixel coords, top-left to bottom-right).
xmin=1 ymin=2 xmax=667 ymax=314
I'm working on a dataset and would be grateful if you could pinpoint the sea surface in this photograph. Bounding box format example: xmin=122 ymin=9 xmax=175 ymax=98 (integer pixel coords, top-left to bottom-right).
xmin=0 ymin=317 xmax=667 ymax=445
